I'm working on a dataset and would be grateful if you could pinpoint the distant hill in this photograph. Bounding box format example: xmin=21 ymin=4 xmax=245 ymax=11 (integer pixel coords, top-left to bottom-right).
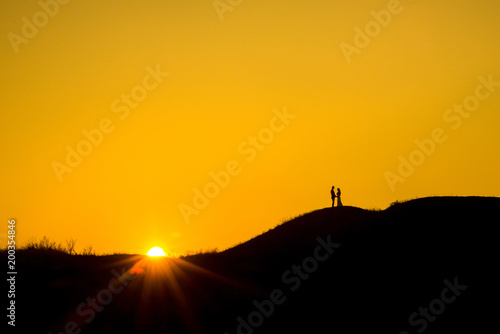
xmin=10 ymin=196 xmax=499 ymax=334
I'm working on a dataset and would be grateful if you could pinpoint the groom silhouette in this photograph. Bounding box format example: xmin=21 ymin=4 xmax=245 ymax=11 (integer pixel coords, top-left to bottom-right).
xmin=330 ymin=186 xmax=336 ymax=207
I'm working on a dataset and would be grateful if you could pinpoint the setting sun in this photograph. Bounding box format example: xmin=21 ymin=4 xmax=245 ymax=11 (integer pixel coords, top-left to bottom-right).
xmin=147 ymin=247 xmax=166 ymax=257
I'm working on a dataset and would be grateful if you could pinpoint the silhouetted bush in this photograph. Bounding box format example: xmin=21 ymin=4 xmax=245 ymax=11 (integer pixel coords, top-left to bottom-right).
xmin=1 ymin=236 xmax=97 ymax=256
xmin=81 ymin=245 xmax=96 ymax=256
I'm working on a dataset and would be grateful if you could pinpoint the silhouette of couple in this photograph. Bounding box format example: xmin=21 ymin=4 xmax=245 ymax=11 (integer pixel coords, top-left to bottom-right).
xmin=330 ymin=186 xmax=343 ymax=207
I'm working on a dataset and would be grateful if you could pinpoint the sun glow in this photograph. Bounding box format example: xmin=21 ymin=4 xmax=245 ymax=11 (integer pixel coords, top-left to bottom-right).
xmin=147 ymin=247 xmax=166 ymax=257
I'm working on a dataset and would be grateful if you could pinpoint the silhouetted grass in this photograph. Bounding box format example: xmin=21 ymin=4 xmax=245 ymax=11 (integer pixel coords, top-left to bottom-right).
xmin=1 ymin=236 xmax=97 ymax=256
xmin=179 ymin=248 xmax=219 ymax=259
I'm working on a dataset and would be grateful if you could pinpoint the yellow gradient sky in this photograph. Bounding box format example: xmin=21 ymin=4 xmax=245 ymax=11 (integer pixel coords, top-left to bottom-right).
xmin=1 ymin=0 xmax=499 ymax=255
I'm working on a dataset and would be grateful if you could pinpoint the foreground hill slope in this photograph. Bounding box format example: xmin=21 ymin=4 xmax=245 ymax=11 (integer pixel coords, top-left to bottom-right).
xmin=190 ymin=196 xmax=498 ymax=333
xmin=11 ymin=196 xmax=499 ymax=334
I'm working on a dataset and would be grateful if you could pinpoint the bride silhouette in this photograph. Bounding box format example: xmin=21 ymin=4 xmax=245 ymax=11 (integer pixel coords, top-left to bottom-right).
xmin=336 ymin=188 xmax=343 ymax=207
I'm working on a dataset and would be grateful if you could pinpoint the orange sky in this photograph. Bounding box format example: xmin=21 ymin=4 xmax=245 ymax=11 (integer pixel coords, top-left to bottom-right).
xmin=1 ymin=0 xmax=499 ymax=255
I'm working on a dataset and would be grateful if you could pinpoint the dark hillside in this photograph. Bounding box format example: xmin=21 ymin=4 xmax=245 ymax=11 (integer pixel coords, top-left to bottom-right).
xmin=8 ymin=196 xmax=499 ymax=334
